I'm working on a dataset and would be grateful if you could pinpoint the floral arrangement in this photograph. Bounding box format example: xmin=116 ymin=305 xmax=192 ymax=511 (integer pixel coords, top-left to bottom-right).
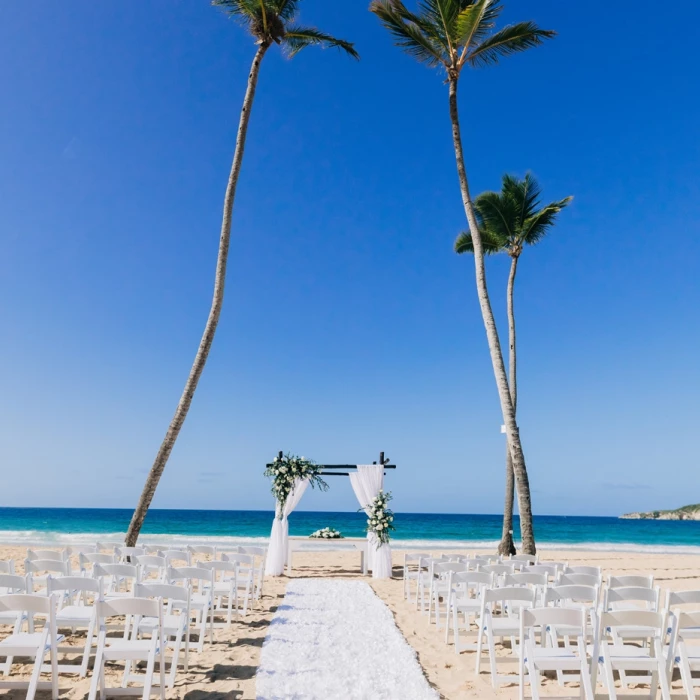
xmin=309 ymin=527 xmax=343 ymax=539
xmin=366 ymin=490 xmax=395 ymax=546
xmin=264 ymin=452 xmax=328 ymax=517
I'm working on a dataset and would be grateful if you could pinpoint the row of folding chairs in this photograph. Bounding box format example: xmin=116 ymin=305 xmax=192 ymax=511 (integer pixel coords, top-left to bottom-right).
xmin=402 ymin=553 xmax=700 ymax=698
xmin=0 ymin=590 xmax=176 ymax=700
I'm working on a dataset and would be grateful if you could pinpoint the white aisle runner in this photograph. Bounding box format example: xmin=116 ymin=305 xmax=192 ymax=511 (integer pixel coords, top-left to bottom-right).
xmin=256 ymin=579 xmax=439 ymax=700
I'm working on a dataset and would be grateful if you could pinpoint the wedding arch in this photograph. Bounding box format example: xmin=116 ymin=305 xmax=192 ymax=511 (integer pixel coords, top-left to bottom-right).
xmin=263 ymin=451 xmax=397 ymax=579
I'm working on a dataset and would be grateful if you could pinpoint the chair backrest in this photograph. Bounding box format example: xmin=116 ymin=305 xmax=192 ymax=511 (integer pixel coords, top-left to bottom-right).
xmin=95 ymin=541 xmax=123 ymax=553
xmin=201 ymin=561 xmax=238 ymax=582
xmin=608 ymin=574 xmax=653 ymax=589
xmin=564 ymin=565 xmax=601 ymax=578
xmin=529 ymin=564 xmax=558 ymax=579
xmin=522 ymin=606 xmax=588 ymax=636
xmin=93 ymin=562 xmax=139 ymax=593
xmin=667 ymin=590 xmax=700 ymax=611
xmin=115 ymin=546 xmax=146 ymax=562
xmin=79 ymin=552 xmax=116 ymax=572
xmin=604 ymin=585 xmax=660 ymax=611
xmin=545 ymin=584 xmax=599 ymax=607
xmin=96 ymin=596 xmax=161 ymax=621
xmin=0 ymin=561 xmax=15 ymax=575
xmin=511 ymin=554 xmax=538 ymax=565
xmin=403 ymin=552 xmax=431 ymax=565
xmin=136 ymin=555 xmax=167 ymax=574
xmin=482 ymin=585 xmax=536 ymax=607
xmin=674 ymin=611 xmax=700 ymax=639
xmin=27 ymin=548 xmax=69 ymax=562
xmin=0 ymin=592 xmax=55 ymax=615
xmin=47 ymin=575 xmax=102 ymax=605
xmin=599 ymin=609 xmax=665 ymax=640
xmin=187 ymin=545 xmax=216 ymax=559
xmin=238 ymin=546 xmax=267 ymax=557
xmin=135 ymin=582 xmax=189 ymax=607
xmin=480 ymin=563 xmax=516 ymax=576
xmin=503 ymin=572 xmax=548 ymax=589
xmin=473 ymin=555 xmax=499 ymax=565
xmin=452 ymin=571 xmax=494 ymax=592
xmin=558 ymin=573 xmax=600 ymax=588
xmin=221 ymin=553 xmax=255 ymax=567
xmin=167 ymin=565 xmax=215 ymax=592
xmin=25 ymin=558 xmax=70 ymax=576
xmin=0 ymin=573 xmax=28 ymax=593
xmin=160 ymin=550 xmax=191 ymax=566
xmin=141 ymin=545 xmax=163 ymax=555
xmin=434 ymin=562 xmax=469 ymax=577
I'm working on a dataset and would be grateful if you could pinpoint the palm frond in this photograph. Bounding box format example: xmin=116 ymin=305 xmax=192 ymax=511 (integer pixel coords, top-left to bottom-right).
xmin=501 ymin=172 xmax=542 ymax=231
xmin=212 ymin=0 xmax=259 ymax=21
xmin=454 ymin=228 xmax=504 ymax=254
xmin=370 ymin=1 xmax=446 ymax=68
xmin=474 ymin=189 xmax=518 ymax=244
xmin=466 ymin=21 xmax=555 ymax=67
xmin=268 ymin=0 xmax=298 ymax=22
xmin=455 ymin=0 xmax=502 ymax=51
xmin=283 ymin=25 xmax=359 ymax=59
xmin=521 ymin=196 xmax=572 ymax=245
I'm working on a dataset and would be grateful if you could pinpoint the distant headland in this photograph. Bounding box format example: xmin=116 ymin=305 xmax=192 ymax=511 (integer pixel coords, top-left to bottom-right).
xmin=620 ymin=504 xmax=700 ymax=521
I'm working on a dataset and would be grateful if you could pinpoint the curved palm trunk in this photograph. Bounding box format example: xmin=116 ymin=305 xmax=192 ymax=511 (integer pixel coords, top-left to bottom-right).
xmin=498 ymin=255 xmax=519 ymax=556
xmin=125 ymin=43 xmax=270 ymax=546
xmin=448 ymin=78 xmax=536 ymax=554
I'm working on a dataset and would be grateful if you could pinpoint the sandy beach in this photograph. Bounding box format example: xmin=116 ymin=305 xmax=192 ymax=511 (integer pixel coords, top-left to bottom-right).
xmin=1 ymin=545 xmax=699 ymax=699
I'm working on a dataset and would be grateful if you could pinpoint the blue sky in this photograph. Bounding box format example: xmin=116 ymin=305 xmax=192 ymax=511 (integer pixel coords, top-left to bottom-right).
xmin=1 ymin=1 xmax=699 ymax=518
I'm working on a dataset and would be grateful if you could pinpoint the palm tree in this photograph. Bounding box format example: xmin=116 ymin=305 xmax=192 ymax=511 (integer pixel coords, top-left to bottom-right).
xmin=370 ymin=0 xmax=555 ymax=554
xmin=455 ymin=173 xmax=572 ymax=554
xmin=125 ymin=0 xmax=357 ymax=546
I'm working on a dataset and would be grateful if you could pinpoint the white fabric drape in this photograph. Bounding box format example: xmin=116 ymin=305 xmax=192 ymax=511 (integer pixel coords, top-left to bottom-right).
xmin=349 ymin=464 xmax=392 ymax=579
xmin=264 ymin=478 xmax=310 ymax=576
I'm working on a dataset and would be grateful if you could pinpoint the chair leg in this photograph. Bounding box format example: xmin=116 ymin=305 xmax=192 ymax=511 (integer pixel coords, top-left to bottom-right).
xmin=678 ymin=644 xmax=697 ymax=700
xmin=26 ymin=651 xmax=44 ymax=700
xmin=475 ymin=617 xmax=485 ymax=676
xmin=601 ymin=642 xmax=618 ymax=700
xmin=655 ymin=642 xmax=672 ymax=700
xmin=88 ymin=645 xmax=103 ymax=700
xmin=81 ymin=616 xmax=96 ymax=677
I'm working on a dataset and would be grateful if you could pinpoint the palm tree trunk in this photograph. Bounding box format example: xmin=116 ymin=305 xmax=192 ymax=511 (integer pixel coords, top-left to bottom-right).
xmin=448 ymin=77 xmax=536 ymax=554
xmin=498 ymin=255 xmax=519 ymax=556
xmin=124 ymin=43 xmax=270 ymax=547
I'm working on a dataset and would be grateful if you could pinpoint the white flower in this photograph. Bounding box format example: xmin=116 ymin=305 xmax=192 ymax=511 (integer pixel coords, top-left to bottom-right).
xmin=377 ymin=524 xmax=384 ymax=530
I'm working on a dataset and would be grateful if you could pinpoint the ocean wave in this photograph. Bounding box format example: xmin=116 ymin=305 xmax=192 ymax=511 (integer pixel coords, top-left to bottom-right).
xmin=2 ymin=530 xmax=700 ymax=555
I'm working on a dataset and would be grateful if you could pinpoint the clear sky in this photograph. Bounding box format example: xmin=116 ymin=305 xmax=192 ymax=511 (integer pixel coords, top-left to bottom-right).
xmin=1 ymin=1 xmax=699 ymax=518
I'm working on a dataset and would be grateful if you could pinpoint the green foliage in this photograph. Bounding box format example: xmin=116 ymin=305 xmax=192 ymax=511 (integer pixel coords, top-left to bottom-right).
xmin=370 ymin=0 xmax=554 ymax=77
xmin=213 ymin=0 xmax=358 ymax=58
xmin=454 ymin=173 xmax=572 ymax=257
xmin=364 ymin=490 xmax=396 ymax=547
xmin=264 ymin=452 xmax=328 ymax=516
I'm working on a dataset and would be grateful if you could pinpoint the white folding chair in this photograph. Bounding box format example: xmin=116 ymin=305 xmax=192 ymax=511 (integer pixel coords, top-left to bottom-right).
xmin=412 ymin=556 xmax=434 ymax=611
xmin=592 ymin=609 xmax=671 ymax=700
xmin=667 ymin=590 xmax=700 ymax=640
xmin=476 ymin=586 xmax=536 ymax=687
xmin=25 ymin=559 xmax=71 ymax=594
xmin=88 ymin=597 xmax=165 ymax=700
xmin=669 ymin=610 xmax=700 ymax=699
xmin=26 ymin=549 xmax=71 ymax=563
xmin=481 ymin=563 xmax=519 ymax=578
xmin=402 ymin=553 xmax=432 ymax=604
xmin=528 ymin=564 xmax=559 ymax=582
xmin=167 ymin=566 xmax=214 ymax=652
xmin=445 ymin=570 xmax=494 ymax=652
xmin=95 ymin=541 xmax=123 ymax=553
xmin=0 ymin=593 xmax=59 ymax=700
xmin=46 ymin=575 xmax=101 ymax=677
xmin=93 ymin=563 xmax=140 ymax=600
xmin=429 ymin=562 xmax=469 ymax=629
xmin=0 ymin=561 xmax=15 ymax=576
xmin=608 ymin=574 xmax=654 ymax=589
xmin=236 ymin=546 xmax=267 ymax=600
xmin=519 ymin=607 xmax=594 ymax=700
xmin=0 ymin=575 xmax=30 ymax=674
xmin=221 ymin=554 xmax=255 ymax=615
xmin=131 ymin=583 xmax=190 ymax=690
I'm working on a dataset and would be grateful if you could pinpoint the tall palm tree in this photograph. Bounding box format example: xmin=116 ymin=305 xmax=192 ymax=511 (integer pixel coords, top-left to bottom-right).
xmin=370 ymin=0 xmax=555 ymax=554
xmin=125 ymin=0 xmax=357 ymax=546
xmin=455 ymin=173 xmax=572 ymax=555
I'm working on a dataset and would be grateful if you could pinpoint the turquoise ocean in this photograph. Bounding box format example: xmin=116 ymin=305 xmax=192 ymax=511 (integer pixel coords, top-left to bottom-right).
xmin=0 ymin=508 xmax=699 ymax=553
